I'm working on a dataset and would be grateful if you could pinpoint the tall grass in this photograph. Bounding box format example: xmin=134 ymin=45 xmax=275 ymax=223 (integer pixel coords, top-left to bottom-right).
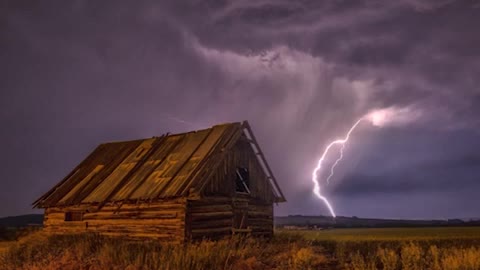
xmin=342 ymin=244 xmax=480 ymax=270
xmin=332 ymin=240 xmax=480 ymax=270
xmin=0 ymin=232 xmax=327 ymax=270
xmin=280 ymin=227 xmax=480 ymax=269
xmin=2 ymin=228 xmax=480 ymax=269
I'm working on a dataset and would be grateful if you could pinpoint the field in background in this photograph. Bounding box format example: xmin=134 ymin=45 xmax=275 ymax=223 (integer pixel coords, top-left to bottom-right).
xmin=282 ymin=226 xmax=480 ymax=241
xmin=285 ymin=227 xmax=480 ymax=269
xmin=0 ymin=227 xmax=479 ymax=269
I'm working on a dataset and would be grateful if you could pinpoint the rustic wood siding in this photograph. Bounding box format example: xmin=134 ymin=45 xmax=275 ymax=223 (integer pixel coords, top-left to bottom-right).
xmin=196 ymin=137 xmax=276 ymax=239
xmin=204 ymin=138 xmax=275 ymax=203
xmin=187 ymin=197 xmax=233 ymax=240
xmin=43 ymin=199 xmax=186 ymax=242
xmin=186 ymin=196 xmax=273 ymax=240
xmin=247 ymin=202 xmax=273 ymax=237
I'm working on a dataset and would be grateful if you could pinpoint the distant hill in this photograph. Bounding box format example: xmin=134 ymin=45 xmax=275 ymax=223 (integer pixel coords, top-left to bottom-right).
xmin=0 ymin=214 xmax=478 ymax=229
xmin=0 ymin=214 xmax=43 ymax=228
xmin=275 ymin=215 xmax=480 ymax=228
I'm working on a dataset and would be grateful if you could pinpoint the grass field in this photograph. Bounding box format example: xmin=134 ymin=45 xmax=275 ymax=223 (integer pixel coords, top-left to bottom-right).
xmin=0 ymin=227 xmax=479 ymax=269
xmin=0 ymin=242 xmax=13 ymax=255
xmin=282 ymin=226 xmax=480 ymax=241
xmin=286 ymin=227 xmax=480 ymax=270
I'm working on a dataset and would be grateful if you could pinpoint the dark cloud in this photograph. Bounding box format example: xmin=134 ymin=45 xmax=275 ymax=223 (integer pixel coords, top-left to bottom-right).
xmin=1 ymin=0 xmax=479 ymax=218
xmin=334 ymin=165 xmax=480 ymax=195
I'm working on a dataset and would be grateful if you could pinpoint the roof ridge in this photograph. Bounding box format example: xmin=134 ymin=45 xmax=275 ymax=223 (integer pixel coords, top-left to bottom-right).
xmin=94 ymin=122 xmax=243 ymax=145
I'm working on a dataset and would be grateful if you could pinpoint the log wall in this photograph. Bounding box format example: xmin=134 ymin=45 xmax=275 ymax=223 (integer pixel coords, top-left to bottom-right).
xmin=246 ymin=201 xmax=273 ymax=237
xmin=44 ymin=197 xmax=273 ymax=242
xmin=43 ymin=198 xmax=186 ymax=242
xmin=187 ymin=197 xmax=233 ymax=240
xmin=193 ymin=137 xmax=276 ymax=240
xmin=186 ymin=196 xmax=274 ymax=240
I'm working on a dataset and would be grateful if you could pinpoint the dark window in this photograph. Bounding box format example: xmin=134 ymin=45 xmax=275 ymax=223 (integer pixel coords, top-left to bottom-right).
xmin=235 ymin=167 xmax=250 ymax=193
xmin=65 ymin=211 xmax=83 ymax=221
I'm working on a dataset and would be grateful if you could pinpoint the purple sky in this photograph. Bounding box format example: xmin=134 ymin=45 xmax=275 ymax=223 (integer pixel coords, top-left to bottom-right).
xmin=1 ymin=0 xmax=480 ymax=219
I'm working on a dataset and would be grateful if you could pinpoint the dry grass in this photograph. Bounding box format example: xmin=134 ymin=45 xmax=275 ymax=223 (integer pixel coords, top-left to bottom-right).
xmin=280 ymin=227 xmax=480 ymax=269
xmin=301 ymin=228 xmax=480 ymax=270
xmin=336 ymin=243 xmax=480 ymax=270
xmin=0 ymin=242 xmax=13 ymax=255
xmin=2 ymin=227 xmax=480 ymax=269
xmin=0 ymin=232 xmax=327 ymax=270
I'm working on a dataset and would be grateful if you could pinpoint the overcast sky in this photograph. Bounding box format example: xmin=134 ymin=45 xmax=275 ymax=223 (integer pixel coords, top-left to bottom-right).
xmin=1 ymin=0 xmax=479 ymax=219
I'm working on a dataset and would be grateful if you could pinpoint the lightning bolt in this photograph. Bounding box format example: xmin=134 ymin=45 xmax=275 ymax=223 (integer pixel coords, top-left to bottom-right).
xmin=326 ymin=143 xmax=346 ymax=185
xmin=312 ymin=118 xmax=363 ymax=217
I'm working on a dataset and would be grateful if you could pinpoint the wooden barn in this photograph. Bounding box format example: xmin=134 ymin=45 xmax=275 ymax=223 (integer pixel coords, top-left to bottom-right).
xmin=33 ymin=121 xmax=285 ymax=242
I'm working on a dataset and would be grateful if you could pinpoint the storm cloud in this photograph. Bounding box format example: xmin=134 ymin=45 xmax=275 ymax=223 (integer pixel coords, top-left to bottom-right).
xmin=1 ymin=0 xmax=479 ymax=219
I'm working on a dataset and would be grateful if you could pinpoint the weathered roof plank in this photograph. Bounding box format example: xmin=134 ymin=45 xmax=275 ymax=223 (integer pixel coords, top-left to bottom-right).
xmin=82 ymin=139 xmax=157 ymax=203
xmin=33 ymin=122 xmax=286 ymax=208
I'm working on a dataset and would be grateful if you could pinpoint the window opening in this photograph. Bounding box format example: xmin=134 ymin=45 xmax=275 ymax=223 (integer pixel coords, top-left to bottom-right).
xmin=65 ymin=211 xmax=83 ymax=221
xmin=235 ymin=167 xmax=250 ymax=193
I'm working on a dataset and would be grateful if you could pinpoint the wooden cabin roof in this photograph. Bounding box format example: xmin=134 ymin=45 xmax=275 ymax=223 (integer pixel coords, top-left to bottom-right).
xmin=33 ymin=121 xmax=285 ymax=208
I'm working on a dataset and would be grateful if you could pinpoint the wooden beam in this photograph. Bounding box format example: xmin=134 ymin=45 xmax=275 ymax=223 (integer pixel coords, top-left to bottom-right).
xmin=120 ymin=133 xmax=182 ymax=202
xmin=195 ymin=125 xmax=244 ymax=194
xmin=242 ymin=121 xmax=286 ymax=202
xmin=32 ymin=144 xmax=106 ymax=208
xmin=178 ymin=125 xmax=230 ymax=196
xmin=69 ymin=141 xmax=145 ymax=206
xmin=154 ymin=128 xmax=215 ymax=199
xmin=96 ymin=136 xmax=167 ymax=211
